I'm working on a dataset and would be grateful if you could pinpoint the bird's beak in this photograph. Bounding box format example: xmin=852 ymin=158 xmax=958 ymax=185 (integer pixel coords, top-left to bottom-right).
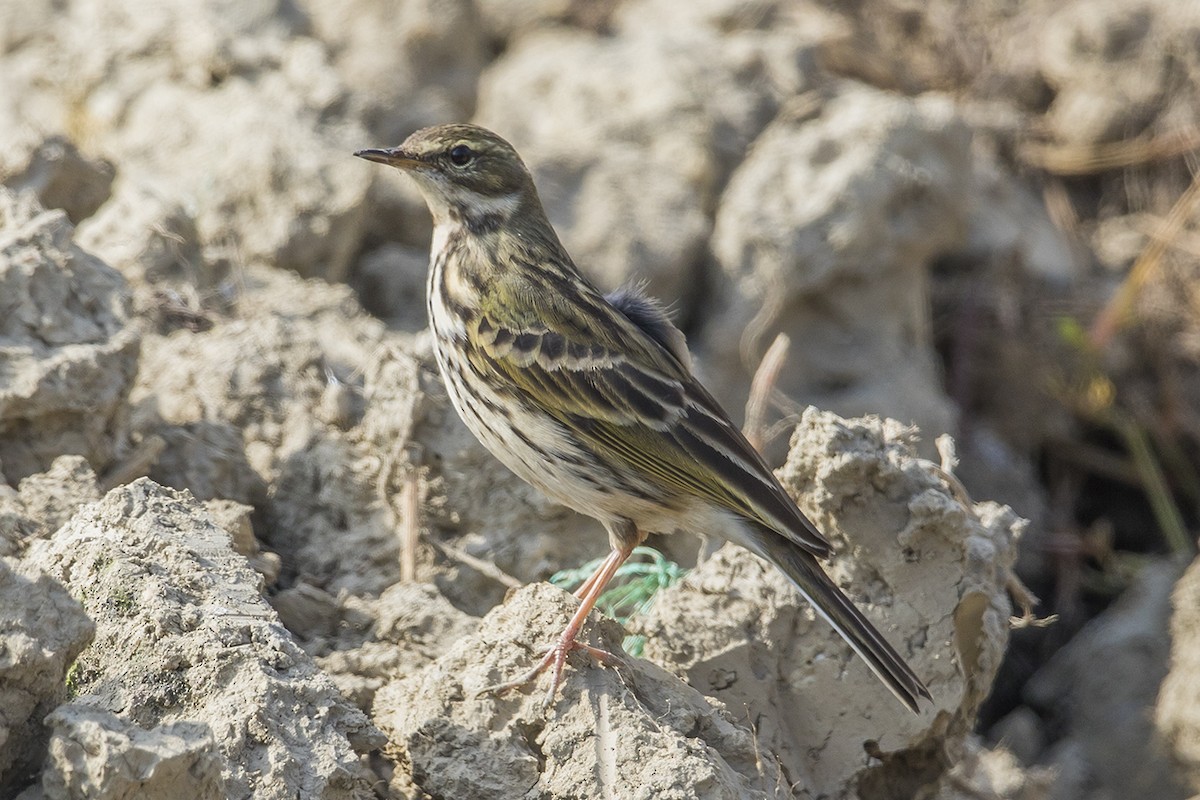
xmin=353 ymin=147 xmax=422 ymax=169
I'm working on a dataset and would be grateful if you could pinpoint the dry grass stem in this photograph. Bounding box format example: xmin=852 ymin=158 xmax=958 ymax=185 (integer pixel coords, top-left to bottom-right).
xmin=428 ymin=537 xmax=523 ymax=589
xmin=1022 ymin=127 xmax=1200 ymax=176
xmin=400 ymin=468 xmax=420 ymax=583
xmin=1089 ymin=169 xmax=1200 ymax=349
xmin=743 ymin=333 xmax=790 ymax=452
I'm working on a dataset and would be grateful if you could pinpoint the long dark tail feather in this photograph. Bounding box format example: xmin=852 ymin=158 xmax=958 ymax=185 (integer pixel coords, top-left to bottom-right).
xmin=751 ymin=530 xmax=932 ymax=713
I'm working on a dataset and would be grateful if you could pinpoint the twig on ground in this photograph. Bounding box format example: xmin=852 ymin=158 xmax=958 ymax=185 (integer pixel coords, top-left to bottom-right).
xmin=930 ymin=434 xmax=973 ymax=507
xmin=399 ymin=468 xmax=420 ymax=583
xmin=1007 ymin=571 xmax=1058 ymax=630
xmin=428 ymin=537 xmax=523 ymax=590
xmin=379 ymin=440 xmax=423 ymax=583
xmin=1045 ymin=435 xmax=1142 ymax=487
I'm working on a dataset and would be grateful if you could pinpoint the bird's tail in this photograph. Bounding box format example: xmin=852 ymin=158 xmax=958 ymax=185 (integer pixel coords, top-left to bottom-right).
xmin=750 ymin=530 xmax=931 ymax=713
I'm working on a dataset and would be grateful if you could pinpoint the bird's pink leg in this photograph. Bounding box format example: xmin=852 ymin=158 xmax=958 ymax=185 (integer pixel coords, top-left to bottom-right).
xmin=483 ymin=543 xmax=633 ymax=706
xmin=572 ymin=560 xmax=607 ymax=599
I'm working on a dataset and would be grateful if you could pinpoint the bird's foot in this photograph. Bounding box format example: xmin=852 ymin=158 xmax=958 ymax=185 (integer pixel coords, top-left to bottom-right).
xmin=479 ymin=631 xmax=624 ymax=708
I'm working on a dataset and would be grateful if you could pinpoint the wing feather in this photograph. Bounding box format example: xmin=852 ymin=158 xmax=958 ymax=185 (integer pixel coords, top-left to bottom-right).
xmin=469 ymin=279 xmax=831 ymax=557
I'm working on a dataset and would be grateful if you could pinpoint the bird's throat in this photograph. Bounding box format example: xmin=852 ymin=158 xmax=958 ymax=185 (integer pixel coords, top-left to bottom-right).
xmin=428 ymin=224 xmax=486 ymax=326
xmin=442 ymin=189 xmax=520 ymax=234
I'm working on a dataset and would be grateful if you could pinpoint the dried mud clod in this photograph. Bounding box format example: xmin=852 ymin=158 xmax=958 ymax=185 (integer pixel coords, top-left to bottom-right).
xmin=0 ymin=560 xmax=94 ymax=796
xmin=0 ymin=456 xmax=101 ymax=556
xmin=374 ymin=582 xmax=788 ymax=800
xmin=0 ymin=190 xmax=139 ymax=484
xmin=640 ymin=409 xmax=1021 ymax=798
xmin=40 ymin=705 xmax=225 ymax=800
xmin=20 ymin=480 xmax=384 ymax=799
xmin=1155 ymin=557 xmax=1200 ymax=792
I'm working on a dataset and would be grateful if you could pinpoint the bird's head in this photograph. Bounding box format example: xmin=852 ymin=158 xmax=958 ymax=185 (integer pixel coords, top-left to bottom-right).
xmin=355 ymin=124 xmax=537 ymax=229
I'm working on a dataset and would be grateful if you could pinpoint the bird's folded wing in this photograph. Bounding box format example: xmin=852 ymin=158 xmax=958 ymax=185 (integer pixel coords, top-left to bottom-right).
xmin=467 ymin=306 xmax=832 ymax=558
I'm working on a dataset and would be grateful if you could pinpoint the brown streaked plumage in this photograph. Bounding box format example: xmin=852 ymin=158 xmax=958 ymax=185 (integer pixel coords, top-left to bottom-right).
xmin=355 ymin=124 xmax=932 ymax=713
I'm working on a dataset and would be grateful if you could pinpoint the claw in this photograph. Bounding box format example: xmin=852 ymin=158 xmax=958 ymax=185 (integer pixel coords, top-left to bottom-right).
xmin=478 ymin=633 xmax=624 ymax=707
xmin=476 ymin=544 xmax=637 ymax=706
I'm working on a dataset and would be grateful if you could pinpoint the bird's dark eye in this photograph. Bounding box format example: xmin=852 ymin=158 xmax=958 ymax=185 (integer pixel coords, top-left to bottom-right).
xmin=449 ymin=145 xmax=474 ymax=166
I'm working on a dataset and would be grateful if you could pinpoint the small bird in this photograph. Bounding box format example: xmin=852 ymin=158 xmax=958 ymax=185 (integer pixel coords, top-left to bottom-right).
xmin=355 ymin=124 xmax=931 ymax=712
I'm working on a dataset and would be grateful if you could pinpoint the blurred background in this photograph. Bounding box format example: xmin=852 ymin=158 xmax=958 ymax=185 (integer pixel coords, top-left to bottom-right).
xmin=3 ymin=0 xmax=1200 ymax=797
